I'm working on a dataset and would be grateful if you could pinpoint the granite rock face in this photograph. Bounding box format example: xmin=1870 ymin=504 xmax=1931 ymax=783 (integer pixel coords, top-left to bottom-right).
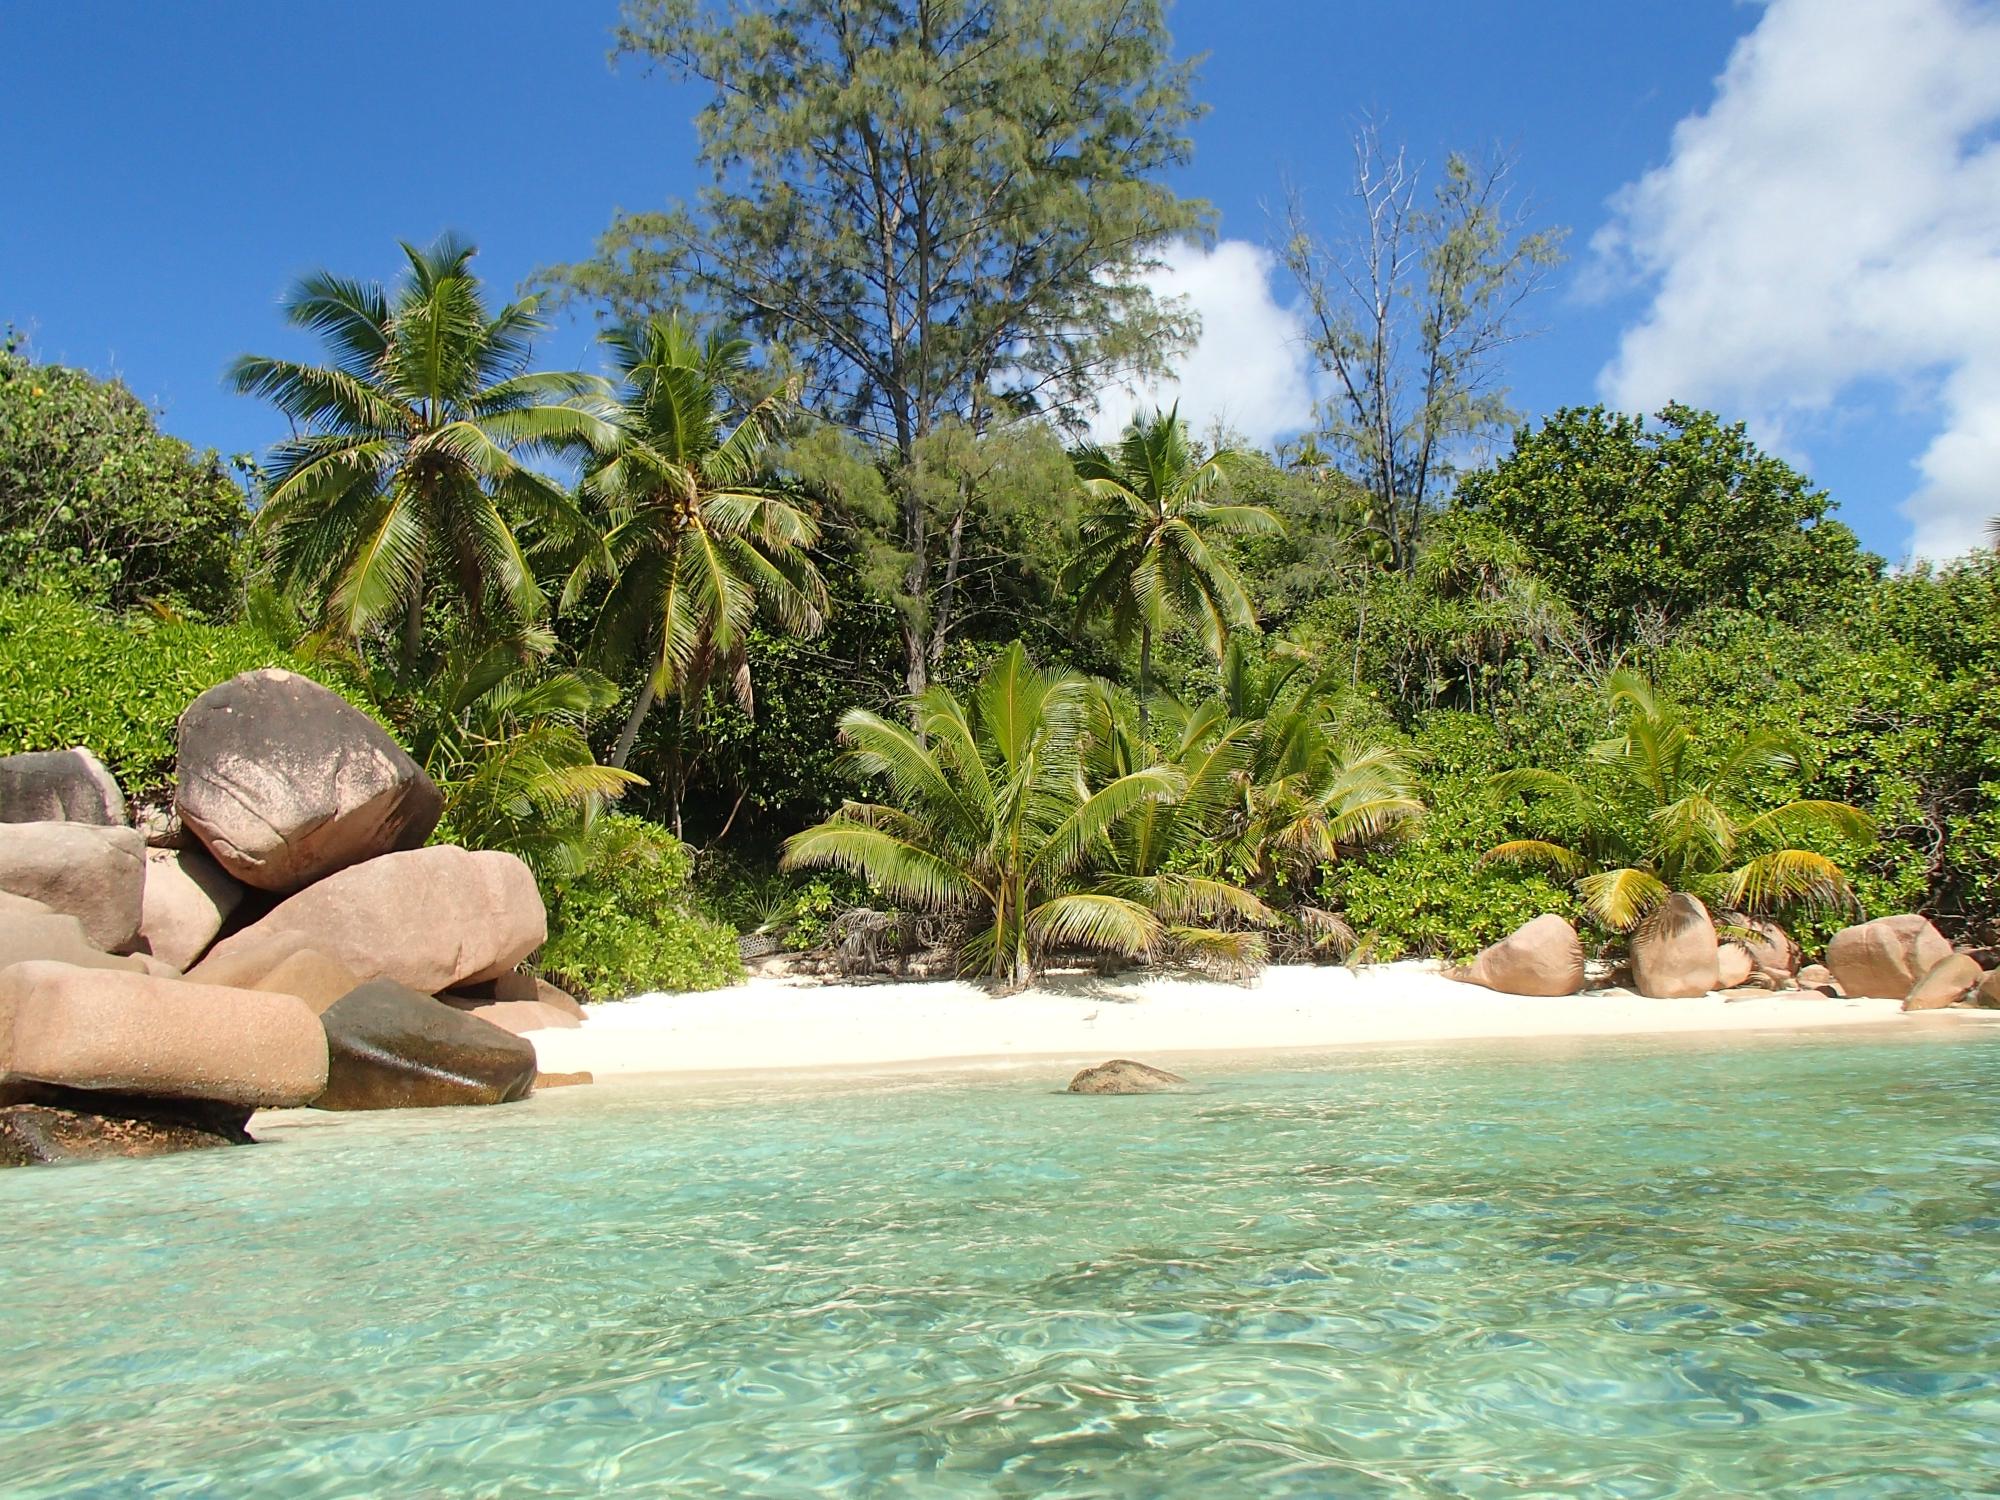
xmin=0 ymin=821 xmax=146 ymax=952
xmin=1067 ymin=1059 xmax=1189 ymax=1095
xmin=1631 ymin=894 xmax=1720 ymax=998
xmin=1456 ymin=914 xmax=1586 ymax=997
xmin=135 ymin=846 xmax=244 ymax=970
xmin=0 ymin=904 xmax=152 ymax=976
xmin=1825 ymin=915 xmax=1953 ymax=1000
xmin=0 ymin=748 xmax=128 ymax=826
xmin=315 ymin=979 xmax=538 ymax=1109
xmin=175 ymin=670 xmax=442 ymax=893
xmin=0 ymin=961 xmax=329 ymax=1108
xmin=1903 ymin=953 xmax=1983 ymax=1011
xmin=196 ymin=846 xmax=546 ymax=996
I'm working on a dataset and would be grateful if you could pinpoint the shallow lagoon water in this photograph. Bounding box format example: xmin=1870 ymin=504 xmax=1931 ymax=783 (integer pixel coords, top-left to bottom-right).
xmin=4 ymin=1027 xmax=1998 ymax=1497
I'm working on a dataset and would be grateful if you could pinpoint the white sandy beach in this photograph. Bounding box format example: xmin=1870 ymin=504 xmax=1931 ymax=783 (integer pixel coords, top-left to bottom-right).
xmin=526 ymin=962 xmax=1953 ymax=1079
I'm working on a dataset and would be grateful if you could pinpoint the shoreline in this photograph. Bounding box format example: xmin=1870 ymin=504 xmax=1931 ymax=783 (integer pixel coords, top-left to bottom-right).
xmin=521 ymin=962 xmax=1977 ymax=1083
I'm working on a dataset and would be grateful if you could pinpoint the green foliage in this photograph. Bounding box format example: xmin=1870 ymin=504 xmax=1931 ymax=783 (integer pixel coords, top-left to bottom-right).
xmin=0 ymin=589 xmax=363 ymax=801
xmin=562 ymin=313 xmax=827 ymax=771
xmin=0 ymin=345 xmax=248 ymax=615
xmin=1485 ymin=670 xmax=1874 ymax=932
xmin=1066 ymin=407 xmax=1282 ymax=696
xmin=231 ymin=234 xmax=608 ymax=671
xmin=1324 ymin=713 xmax=1572 ymax=960
xmin=784 ymin=642 xmax=1242 ymax=982
xmin=548 ymin=0 xmax=1208 ymax=694
xmin=1458 ymin=403 xmax=1877 ymax=643
xmin=540 ymin=814 xmax=743 ymax=998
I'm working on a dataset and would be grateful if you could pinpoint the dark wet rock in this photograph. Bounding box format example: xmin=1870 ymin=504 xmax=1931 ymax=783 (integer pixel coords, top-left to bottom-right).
xmin=315 ymin=979 xmax=538 ymax=1110
xmin=0 ymin=1082 xmax=251 ymax=1167
xmin=175 ymin=669 xmax=442 ymax=892
xmin=0 ymin=748 xmax=127 ymax=826
xmin=1067 ymin=1058 xmax=1188 ymax=1095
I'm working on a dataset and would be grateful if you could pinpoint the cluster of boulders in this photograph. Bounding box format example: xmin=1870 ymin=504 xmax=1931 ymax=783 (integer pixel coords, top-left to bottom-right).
xmin=1452 ymin=898 xmax=1998 ymax=1010
xmin=0 ymin=670 xmax=588 ymax=1168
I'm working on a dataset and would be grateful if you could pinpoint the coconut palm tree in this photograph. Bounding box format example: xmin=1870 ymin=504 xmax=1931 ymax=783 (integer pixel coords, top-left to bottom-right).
xmin=781 ymin=643 xmax=1193 ymax=984
xmin=1065 ymin=407 xmax=1283 ymax=709
xmin=1082 ymin=685 xmax=1276 ymax=971
xmin=230 ymin=235 xmax=607 ymax=672
xmin=562 ymin=315 xmax=828 ymax=769
xmin=1484 ymin=669 xmax=1874 ymax=931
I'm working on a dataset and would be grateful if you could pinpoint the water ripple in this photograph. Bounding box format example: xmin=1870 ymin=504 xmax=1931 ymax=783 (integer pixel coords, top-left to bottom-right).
xmin=2 ymin=1029 xmax=1997 ymax=1496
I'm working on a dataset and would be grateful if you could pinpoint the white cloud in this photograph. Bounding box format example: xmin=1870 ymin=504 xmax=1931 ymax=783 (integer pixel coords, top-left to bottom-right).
xmin=1594 ymin=0 xmax=2000 ymax=559
xmin=1086 ymin=239 xmax=1318 ymax=450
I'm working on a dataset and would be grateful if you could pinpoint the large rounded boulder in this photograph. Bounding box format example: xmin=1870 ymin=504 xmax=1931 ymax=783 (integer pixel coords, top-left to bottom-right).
xmin=175 ymin=670 xmax=443 ymax=893
xmin=1631 ymin=893 xmax=1720 ymax=998
xmin=135 ymin=846 xmax=244 ymax=971
xmin=0 ymin=961 xmax=328 ymax=1108
xmin=1825 ymin=915 xmax=1953 ymax=999
xmin=195 ymin=846 xmax=546 ymax=995
xmin=0 ymin=902 xmax=152 ymax=976
xmin=1455 ymin=914 xmax=1585 ymax=997
xmin=1903 ymin=953 xmax=1982 ymax=1011
xmin=0 ymin=748 xmax=127 ymax=826
xmin=0 ymin=822 xmax=146 ymax=952
xmin=314 ymin=979 xmax=538 ymax=1109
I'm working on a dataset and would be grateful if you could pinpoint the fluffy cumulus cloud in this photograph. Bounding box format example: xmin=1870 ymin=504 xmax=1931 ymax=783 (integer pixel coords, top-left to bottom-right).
xmin=1594 ymin=0 xmax=2000 ymax=559
xmin=1085 ymin=239 xmax=1318 ymax=450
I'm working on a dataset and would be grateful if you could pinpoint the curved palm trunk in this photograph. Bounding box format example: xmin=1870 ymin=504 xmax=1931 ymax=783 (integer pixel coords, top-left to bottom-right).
xmin=610 ymin=677 xmax=656 ymax=771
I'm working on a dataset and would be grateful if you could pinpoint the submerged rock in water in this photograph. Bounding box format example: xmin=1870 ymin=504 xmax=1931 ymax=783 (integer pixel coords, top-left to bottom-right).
xmin=1067 ymin=1058 xmax=1188 ymax=1095
xmin=0 ymin=1082 xmax=252 ymax=1167
xmin=315 ymin=979 xmax=537 ymax=1109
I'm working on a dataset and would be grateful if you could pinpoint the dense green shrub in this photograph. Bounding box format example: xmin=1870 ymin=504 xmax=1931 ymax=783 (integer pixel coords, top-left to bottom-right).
xmin=0 ymin=590 xmax=362 ymax=801
xmin=0 ymin=344 xmax=249 ymax=616
xmin=540 ymin=815 xmax=743 ymax=998
xmin=1324 ymin=714 xmax=1575 ymax=960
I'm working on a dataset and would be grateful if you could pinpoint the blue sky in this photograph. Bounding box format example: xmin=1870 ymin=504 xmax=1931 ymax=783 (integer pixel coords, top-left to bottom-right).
xmin=7 ymin=1 xmax=1998 ymax=560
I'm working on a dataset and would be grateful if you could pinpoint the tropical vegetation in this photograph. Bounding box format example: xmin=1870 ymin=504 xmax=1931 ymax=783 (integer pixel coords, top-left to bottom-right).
xmin=5 ymin=2 xmax=1995 ymax=999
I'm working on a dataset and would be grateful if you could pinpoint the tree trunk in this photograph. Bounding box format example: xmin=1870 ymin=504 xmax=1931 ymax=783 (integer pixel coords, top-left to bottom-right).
xmin=401 ymin=586 xmax=425 ymax=678
xmin=1137 ymin=623 xmax=1154 ymax=731
xmin=610 ymin=677 xmax=657 ymax=771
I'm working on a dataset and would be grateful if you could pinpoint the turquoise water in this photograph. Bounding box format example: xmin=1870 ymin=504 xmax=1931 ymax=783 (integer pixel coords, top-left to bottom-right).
xmin=4 ymin=1029 xmax=1999 ymax=1497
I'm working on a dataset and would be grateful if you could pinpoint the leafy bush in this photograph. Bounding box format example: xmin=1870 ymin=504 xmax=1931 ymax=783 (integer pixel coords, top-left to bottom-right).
xmin=0 ymin=343 xmax=249 ymax=616
xmin=0 ymin=589 xmax=363 ymax=801
xmin=540 ymin=815 xmax=743 ymax=998
xmin=1324 ymin=713 xmax=1575 ymax=960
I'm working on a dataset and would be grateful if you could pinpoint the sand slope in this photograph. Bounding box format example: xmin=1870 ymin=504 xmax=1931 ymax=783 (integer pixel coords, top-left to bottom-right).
xmin=528 ymin=963 xmax=1921 ymax=1078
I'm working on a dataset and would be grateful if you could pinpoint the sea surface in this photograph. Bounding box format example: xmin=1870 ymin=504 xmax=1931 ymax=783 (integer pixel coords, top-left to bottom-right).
xmin=3 ymin=1026 xmax=1998 ymax=1497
